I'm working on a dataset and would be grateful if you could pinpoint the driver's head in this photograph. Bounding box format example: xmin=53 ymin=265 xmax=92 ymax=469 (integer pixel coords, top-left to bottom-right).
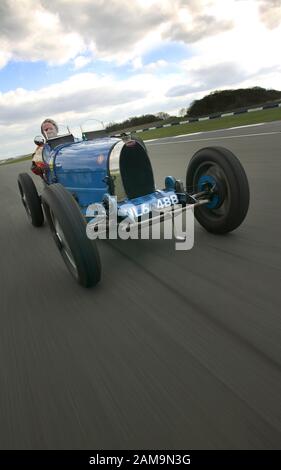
xmin=41 ymin=118 xmax=58 ymax=139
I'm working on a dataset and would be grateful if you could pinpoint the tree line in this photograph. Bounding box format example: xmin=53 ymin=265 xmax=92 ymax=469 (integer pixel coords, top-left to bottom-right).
xmin=106 ymin=112 xmax=171 ymax=132
xmin=185 ymin=86 xmax=281 ymax=117
xmin=105 ymin=87 xmax=281 ymax=132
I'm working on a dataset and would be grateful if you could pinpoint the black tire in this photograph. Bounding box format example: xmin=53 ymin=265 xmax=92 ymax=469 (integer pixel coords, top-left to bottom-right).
xmin=42 ymin=183 xmax=101 ymax=287
xmin=18 ymin=173 xmax=44 ymax=227
xmin=186 ymin=146 xmax=250 ymax=234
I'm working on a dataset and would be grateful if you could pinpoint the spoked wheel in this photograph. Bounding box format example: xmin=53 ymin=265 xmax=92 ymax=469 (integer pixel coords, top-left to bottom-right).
xmin=42 ymin=183 xmax=101 ymax=287
xmin=17 ymin=173 xmax=44 ymax=227
xmin=186 ymin=146 xmax=250 ymax=234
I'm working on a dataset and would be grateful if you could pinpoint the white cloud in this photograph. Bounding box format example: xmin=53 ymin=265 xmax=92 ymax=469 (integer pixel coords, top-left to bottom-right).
xmin=0 ymin=50 xmax=12 ymax=69
xmin=258 ymin=0 xmax=281 ymax=29
xmin=0 ymin=72 xmax=147 ymax=125
xmin=144 ymin=59 xmax=168 ymax=71
xmin=194 ymin=0 xmax=281 ymax=72
xmin=1 ymin=0 xmax=280 ymax=71
xmin=175 ymin=0 xmax=281 ymax=93
xmin=0 ymin=70 xmax=183 ymax=157
xmin=162 ymin=2 xmax=234 ymax=43
xmin=131 ymin=57 xmax=143 ymax=71
xmin=0 ymin=0 xmax=237 ymax=69
xmin=73 ymin=55 xmax=92 ymax=70
xmin=0 ymin=0 xmax=85 ymax=68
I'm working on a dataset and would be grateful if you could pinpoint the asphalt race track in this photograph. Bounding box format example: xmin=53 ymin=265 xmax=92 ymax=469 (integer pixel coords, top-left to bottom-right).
xmin=0 ymin=121 xmax=280 ymax=449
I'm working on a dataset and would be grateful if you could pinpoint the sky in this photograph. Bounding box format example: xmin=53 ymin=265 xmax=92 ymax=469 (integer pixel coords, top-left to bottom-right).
xmin=0 ymin=0 xmax=280 ymax=159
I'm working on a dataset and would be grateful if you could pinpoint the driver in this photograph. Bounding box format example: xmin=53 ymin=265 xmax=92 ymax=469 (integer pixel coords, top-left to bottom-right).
xmin=41 ymin=118 xmax=59 ymax=139
xmin=31 ymin=118 xmax=59 ymax=176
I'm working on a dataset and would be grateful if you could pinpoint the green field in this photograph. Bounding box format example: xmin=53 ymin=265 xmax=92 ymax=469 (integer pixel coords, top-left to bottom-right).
xmin=0 ymin=153 xmax=32 ymax=166
xmin=140 ymin=107 xmax=281 ymax=140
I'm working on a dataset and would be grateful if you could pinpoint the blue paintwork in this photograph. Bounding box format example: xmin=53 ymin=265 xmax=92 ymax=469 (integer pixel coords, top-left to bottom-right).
xmin=82 ymin=190 xmax=179 ymax=217
xmin=197 ymin=175 xmax=220 ymax=209
xmin=41 ymin=136 xmax=182 ymax=218
xmin=164 ymin=176 xmax=177 ymax=191
xmin=43 ymin=137 xmax=120 ymax=208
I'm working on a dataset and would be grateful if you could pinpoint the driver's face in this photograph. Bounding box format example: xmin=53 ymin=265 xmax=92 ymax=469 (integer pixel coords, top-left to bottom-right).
xmin=43 ymin=122 xmax=57 ymax=138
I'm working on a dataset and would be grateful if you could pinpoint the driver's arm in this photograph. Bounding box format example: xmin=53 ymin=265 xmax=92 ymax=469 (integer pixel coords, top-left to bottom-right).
xmin=31 ymin=145 xmax=47 ymax=176
xmin=32 ymin=145 xmax=43 ymax=163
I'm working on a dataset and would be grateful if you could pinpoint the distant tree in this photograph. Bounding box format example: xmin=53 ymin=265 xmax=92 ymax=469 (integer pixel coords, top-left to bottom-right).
xmin=105 ymin=114 xmax=158 ymax=132
xmin=156 ymin=112 xmax=170 ymax=120
xmin=178 ymin=108 xmax=187 ymax=117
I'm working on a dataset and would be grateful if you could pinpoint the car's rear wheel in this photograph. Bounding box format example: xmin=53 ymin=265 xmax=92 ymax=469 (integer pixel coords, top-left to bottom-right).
xmin=186 ymin=146 xmax=250 ymax=234
xmin=17 ymin=173 xmax=44 ymax=227
xmin=42 ymin=183 xmax=101 ymax=287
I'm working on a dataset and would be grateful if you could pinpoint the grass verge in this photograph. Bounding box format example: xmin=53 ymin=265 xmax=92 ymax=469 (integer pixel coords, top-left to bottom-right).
xmin=140 ymin=107 xmax=281 ymax=140
xmin=0 ymin=154 xmax=32 ymax=166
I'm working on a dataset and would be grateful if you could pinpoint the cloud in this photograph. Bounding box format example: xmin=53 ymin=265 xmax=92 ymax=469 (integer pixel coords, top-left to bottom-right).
xmin=166 ymin=84 xmax=199 ymax=98
xmin=41 ymin=0 xmax=168 ymax=54
xmin=0 ymin=73 xmax=146 ymax=126
xmin=0 ymin=0 xmax=27 ymax=41
xmin=144 ymin=59 xmax=168 ymax=71
xmin=166 ymin=62 xmax=248 ymax=97
xmin=73 ymin=55 xmax=92 ymax=70
xmin=163 ymin=15 xmax=233 ymax=43
xmin=161 ymin=0 xmax=234 ymax=43
xmin=0 ymin=0 xmax=235 ymax=69
xmin=258 ymin=0 xmax=281 ymax=29
xmin=0 ymin=68 xmax=186 ymax=157
xmin=0 ymin=0 xmax=84 ymax=68
xmin=0 ymin=50 xmax=11 ymax=69
xmin=0 ymin=0 xmax=168 ymax=67
xmin=131 ymin=58 xmax=168 ymax=71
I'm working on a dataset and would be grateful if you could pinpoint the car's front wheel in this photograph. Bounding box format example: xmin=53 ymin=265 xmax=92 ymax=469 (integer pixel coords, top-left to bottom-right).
xmin=186 ymin=146 xmax=250 ymax=234
xmin=42 ymin=183 xmax=101 ymax=287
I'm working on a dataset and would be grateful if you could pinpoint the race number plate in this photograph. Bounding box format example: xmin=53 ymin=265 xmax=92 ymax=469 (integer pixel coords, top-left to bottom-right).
xmin=120 ymin=193 xmax=179 ymax=219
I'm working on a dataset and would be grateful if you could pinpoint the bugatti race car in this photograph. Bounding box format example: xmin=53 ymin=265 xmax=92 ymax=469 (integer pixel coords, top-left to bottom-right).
xmin=18 ymin=125 xmax=249 ymax=287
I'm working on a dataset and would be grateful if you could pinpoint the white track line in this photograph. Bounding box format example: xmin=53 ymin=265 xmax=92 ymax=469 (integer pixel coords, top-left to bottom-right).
xmin=173 ymin=132 xmax=203 ymax=138
xmin=228 ymin=123 xmax=265 ymax=130
xmin=145 ymin=122 xmax=269 ymax=142
xmin=147 ymin=131 xmax=281 ymax=146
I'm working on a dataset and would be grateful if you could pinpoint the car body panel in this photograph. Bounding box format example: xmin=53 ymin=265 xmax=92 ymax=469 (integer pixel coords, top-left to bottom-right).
xmin=41 ymin=134 xmax=182 ymax=220
xmin=43 ymin=137 xmax=120 ymax=208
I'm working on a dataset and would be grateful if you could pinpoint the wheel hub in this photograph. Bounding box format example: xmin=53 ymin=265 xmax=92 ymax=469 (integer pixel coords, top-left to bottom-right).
xmin=197 ymin=174 xmax=225 ymax=209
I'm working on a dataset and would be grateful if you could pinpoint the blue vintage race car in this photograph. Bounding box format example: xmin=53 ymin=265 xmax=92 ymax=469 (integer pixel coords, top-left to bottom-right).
xmin=18 ymin=125 xmax=249 ymax=287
